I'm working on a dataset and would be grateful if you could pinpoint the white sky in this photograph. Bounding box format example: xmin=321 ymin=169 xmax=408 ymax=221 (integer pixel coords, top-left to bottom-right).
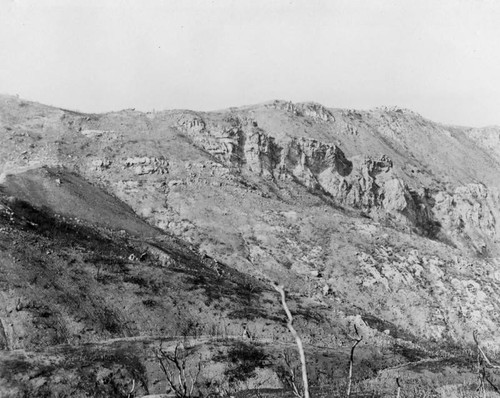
xmin=1 ymin=0 xmax=499 ymax=127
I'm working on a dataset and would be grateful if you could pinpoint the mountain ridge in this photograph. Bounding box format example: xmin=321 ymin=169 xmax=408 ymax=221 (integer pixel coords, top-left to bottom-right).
xmin=5 ymin=92 xmax=500 ymax=129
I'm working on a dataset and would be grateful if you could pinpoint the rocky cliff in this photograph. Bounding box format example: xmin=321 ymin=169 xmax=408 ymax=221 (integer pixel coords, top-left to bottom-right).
xmin=169 ymin=103 xmax=500 ymax=257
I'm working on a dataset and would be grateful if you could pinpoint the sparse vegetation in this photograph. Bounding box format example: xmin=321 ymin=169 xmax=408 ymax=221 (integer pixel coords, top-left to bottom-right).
xmin=155 ymin=343 xmax=202 ymax=398
xmin=473 ymin=331 xmax=500 ymax=396
xmin=224 ymin=341 xmax=269 ymax=384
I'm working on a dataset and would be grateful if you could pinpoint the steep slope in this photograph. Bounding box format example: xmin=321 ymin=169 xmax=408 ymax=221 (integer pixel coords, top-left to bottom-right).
xmin=464 ymin=125 xmax=500 ymax=164
xmin=0 ymin=174 xmax=297 ymax=396
xmin=0 ymin=168 xmax=434 ymax=397
xmin=2 ymin=95 xmax=500 ymax=396
xmin=0 ymin=166 xmax=156 ymax=237
xmin=2 ymin=95 xmax=499 ymax=256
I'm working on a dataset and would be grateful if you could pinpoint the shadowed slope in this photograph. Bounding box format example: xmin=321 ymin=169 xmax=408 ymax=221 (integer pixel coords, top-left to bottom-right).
xmin=0 ymin=166 xmax=157 ymax=237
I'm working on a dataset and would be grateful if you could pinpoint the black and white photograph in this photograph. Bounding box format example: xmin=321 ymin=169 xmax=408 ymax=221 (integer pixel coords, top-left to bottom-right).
xmin=1 ymin=1 xmax=500 ymax=397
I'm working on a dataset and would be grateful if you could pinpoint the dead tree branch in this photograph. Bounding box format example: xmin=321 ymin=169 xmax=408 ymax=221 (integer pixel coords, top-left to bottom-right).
xmin=271 ymin=283 xmax=310 ymax=398
xmin=485 ymin=371 xmax=500 ymax=395
xmin=474 ymin=330 xmax=500 ymax=396
xmin=127 ymin=379 xmax=135 ymax=398
xmin=155 ymin=343 xmax=201 ymax=398
xmin=474 ymin=331 xmax=500 ymax=370
xmin=281 ymin=351 xmax=303 ymax=398
xmin=346 ymin=324 xmax=363 ymax=397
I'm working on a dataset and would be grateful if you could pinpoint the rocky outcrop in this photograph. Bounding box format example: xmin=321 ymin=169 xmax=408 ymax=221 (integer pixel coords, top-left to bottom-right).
xmin=354 ymin=245 xmax=500 ymax=347
xmin=90 ymin=158 xmax=112 ymax=171
xmin=123 ymin=156 xmax=169 ymax=175
xmin=179 ymin=115 xmax=348 ymax=181
xmin=266 ymin=100 xmax=335 ymax=122
xmin=279 ymin=138 xmax=352 ymax=185
xmin=241 ymin=128 xmax=279 ymax=178
xmin=433 ymin=184 xmax=500 ymax=256
xmin=178 ymin=115 xmax=243 ymax=164
xmin=70 ymin=102 xmax=500 ymax=257
xmin=177 ymin=115 xmax=442 ymax=235
xmin=318 ymin=155 xmax=392 ymax=208
xmin=464 ymin=126 xmax=500 ymax=163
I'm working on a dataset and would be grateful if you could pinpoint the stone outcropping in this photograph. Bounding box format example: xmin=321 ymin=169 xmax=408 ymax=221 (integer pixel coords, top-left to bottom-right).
xmin=354 ymin=245 xmax=500 ymax=347
xmin=178 ymin=111 xmax=500 ymax=253
xmin=90 ymin=158 xmax=112 ymax=171
xmin=178 ymin=115 xmax=243 ymax=164
xmin=433 ymin=184 xmax=500 ymax=256
xmin=267 ymin=100 xmax=335 ymax=122
xmin=465 ymin=126 xmax=500 ymax=164
xmin=173 ymin=109 xmax=500 ymax=252
xmin=123 ymin=156 xmax=169 ymax=175
xmin=178 ymin=115 xmax=441 ymax=235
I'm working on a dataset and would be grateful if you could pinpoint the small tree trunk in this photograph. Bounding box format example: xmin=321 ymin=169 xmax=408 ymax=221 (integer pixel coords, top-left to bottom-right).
xmin=346 ymin=325 xmax=362 ymax=397
xmin=272 ymin=283 xmax=310 ymax=398
xmin=473 ymin=330 xmax=500 ymax=396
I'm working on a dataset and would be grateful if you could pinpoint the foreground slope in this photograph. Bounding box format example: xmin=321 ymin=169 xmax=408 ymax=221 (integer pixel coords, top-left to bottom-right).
xmin=2 ymin=95 xmax=500 ymax=396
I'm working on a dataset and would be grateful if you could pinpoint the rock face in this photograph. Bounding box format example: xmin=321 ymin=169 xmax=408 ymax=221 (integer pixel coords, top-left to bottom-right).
xmin=433 ymin=184 xmax=500 ymax=256
xmin=173 ymin=108 xmax=500 ymax=257
xmin=353 ymin=244 xmax=500 ymax=344
xmin=267 ymin=100 xmax=335 ymax=122
xmin=465 ymin=126 xmax=500 ymax=163
xmin=176 ymin=114 xmax=447 ymax=239
xmin=1 ymin=95 xmax=499 ymax=261
xmin=123 ymin=156 xmax=169 ymax=175
xmin=91 ymin=158 xmax=112 ymax=171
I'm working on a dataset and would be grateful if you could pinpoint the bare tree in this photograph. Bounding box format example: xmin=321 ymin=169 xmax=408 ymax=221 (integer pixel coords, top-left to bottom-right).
xmin=473 ymin=330 xmax=500 ymax=396
xmin=279 ymin=350 xmax=304 ymax=398
xmin=127 ymin=379 xmax=135 ymax=398
xmin=155 ymin=343 xmax=202 ymax=398
xmin=395 ymin=377 xmax=401 ymax=398
xmin=271 ymin=283 xmax=310 ymax=398
xmin=346 ymin=324 xmax=363 ymax=397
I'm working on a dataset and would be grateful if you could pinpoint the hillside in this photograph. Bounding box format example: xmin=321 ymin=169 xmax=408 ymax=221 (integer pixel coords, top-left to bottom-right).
xmin=1 ymin=95 xmax=500 ymax=397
